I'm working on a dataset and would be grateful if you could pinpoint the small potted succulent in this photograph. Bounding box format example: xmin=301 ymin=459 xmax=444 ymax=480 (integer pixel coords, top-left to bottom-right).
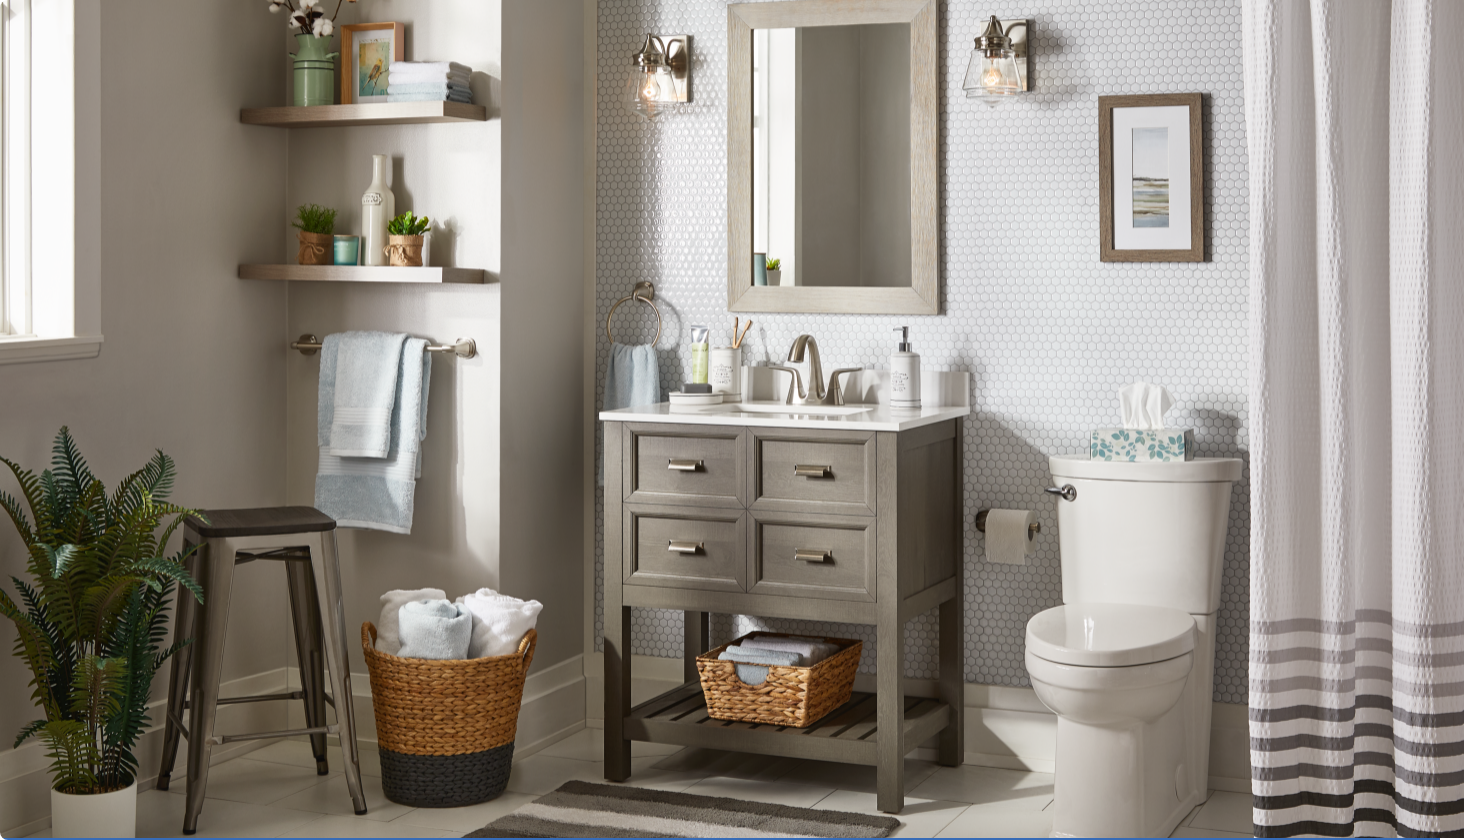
xmin=765 ymin=257 xmax=783 ymax=286
xmin=386 ymin=212 xmax=431 ymax=267
xmin=293 ymin=203 xmax=337 ymax=266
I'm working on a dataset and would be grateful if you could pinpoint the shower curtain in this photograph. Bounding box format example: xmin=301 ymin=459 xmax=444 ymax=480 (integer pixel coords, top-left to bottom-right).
xmin=1244 ymin=0 xmax=1464 ymax=836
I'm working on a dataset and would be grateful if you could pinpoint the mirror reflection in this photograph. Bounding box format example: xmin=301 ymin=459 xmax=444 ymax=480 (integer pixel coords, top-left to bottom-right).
xmin=751 ymin=24 xmax=912 ymax=289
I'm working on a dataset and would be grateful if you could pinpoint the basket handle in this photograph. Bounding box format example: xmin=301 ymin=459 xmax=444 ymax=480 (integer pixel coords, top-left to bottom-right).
xmin=518 ymin=628 xmax=537 ymax=674
xmin=363 ymin=621 xmax=378 ymax=653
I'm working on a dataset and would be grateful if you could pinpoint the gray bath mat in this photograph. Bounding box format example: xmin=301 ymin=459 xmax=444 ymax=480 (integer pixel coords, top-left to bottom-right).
xmin=464 ymin=780 xmax=901 ymax=838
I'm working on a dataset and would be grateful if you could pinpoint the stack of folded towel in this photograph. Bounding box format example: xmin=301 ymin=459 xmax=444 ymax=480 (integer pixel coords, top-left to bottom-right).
xmin=377 ymin=587 xmax=543 ymax=661
xmin=717 ymin=634 xmax=841 ymax=684
xmin=387 ymin=61 xmax=473 ymax=104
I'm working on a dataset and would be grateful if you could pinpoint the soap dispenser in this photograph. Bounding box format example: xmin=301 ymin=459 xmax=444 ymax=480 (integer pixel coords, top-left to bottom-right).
xmin=891 ymin=326 xmax=922 ymax=409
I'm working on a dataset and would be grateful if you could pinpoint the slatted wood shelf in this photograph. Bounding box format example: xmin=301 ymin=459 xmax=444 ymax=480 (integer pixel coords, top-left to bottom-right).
xmin=240 ymin=102 xmax=488 ymax=128
xmin=238 ymin=265 xmax=486 ymax=284
xmin=622 ymin=681 xmax=952 ymax=765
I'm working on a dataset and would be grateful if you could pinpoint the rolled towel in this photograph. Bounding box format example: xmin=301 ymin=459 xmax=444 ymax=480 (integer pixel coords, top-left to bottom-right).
xmin=744 ymin=635 xmax=840 ymax=665
xmin=718 ymin=647 xmax=803 ymax=686
xmin=396 ymin=599 xmax=472 ymax=660
xmin=456 ymin=588 xmax=544 ymax=658
xmin=376 ymin=588 xmax=447 ymax=654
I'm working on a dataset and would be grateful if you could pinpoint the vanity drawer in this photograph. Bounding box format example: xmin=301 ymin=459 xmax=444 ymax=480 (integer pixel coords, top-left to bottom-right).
xmin=624 ymin=505 xmax=746 ymax=593
xmin=625 ymin=425 xmax=746 ymax=509
xmin=751 ymin=430 xmax=877 ymax=515
xmin=748 ymin=513 xmax=876 ymax=602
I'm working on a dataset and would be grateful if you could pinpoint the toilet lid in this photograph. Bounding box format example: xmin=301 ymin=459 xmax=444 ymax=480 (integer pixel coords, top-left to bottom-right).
xmin=1026 ymin=603 xmax=1195 ymax=667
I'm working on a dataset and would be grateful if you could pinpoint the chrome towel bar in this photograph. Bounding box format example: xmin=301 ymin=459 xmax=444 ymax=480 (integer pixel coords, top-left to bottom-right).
xmin=290 ymin=333 xmax=478 ymax=359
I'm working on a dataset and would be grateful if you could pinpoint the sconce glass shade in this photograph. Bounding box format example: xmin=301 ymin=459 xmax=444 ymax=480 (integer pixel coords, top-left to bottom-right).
xmin=628 ymin=35 xmax=679 ymax=120
xmin=963 ymin=16 xmax=1023 ymax=107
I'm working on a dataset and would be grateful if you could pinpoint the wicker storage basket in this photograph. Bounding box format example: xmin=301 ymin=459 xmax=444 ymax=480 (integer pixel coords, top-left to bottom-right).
xmin=696 ymin=632 xmax=862 ymax=727
xmin=362 ymin=622 xmax=535 ymax=807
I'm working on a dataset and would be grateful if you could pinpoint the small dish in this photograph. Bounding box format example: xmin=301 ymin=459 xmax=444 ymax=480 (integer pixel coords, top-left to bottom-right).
xmin=668 ymin=391 xmax=724 ymax=407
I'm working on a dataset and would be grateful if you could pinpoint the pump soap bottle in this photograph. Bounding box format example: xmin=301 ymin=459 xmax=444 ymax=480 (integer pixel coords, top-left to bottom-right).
xmin=891 ymin=326 xmax=922 ymax=409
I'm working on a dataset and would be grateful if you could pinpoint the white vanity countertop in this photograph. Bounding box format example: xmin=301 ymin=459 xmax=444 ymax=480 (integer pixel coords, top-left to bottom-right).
xmin=599 ymin=401 xmax=971 ymax=432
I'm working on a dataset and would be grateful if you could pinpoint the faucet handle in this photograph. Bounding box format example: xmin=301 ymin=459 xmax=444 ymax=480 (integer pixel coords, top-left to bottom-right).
xmin=824 ymin=367 xmax=864 ymax=406
xmin=764 ymin=365 xmax=805 ymax=404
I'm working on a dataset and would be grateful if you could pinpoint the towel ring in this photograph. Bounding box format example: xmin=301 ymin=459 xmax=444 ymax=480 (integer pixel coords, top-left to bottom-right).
xmin=605 ymin=281 xmax=663 ymax=345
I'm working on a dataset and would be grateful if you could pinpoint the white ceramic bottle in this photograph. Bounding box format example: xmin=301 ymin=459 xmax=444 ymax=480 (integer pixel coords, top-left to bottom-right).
xmin=890 ymin=326 xmax=922 ymax=409
xmin=361 ymin=154 xmax=395 ymax=267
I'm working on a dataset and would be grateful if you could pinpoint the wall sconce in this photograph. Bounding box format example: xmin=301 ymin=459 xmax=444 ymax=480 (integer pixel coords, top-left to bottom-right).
xmin=962 ymin=16 xmax=1029 ymax=106
xmin=628 ymin=34 xmax=690 ymax=120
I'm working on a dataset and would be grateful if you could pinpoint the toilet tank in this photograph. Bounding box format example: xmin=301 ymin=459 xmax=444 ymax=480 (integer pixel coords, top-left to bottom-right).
xmin=1048 ymin=456 xmax=1241 ymax=615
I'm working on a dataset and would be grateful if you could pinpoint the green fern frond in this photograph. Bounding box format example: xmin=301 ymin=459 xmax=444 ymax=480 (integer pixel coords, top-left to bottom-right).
xmin=14 ymin=718 xmax=47 ymax=749
xmin=41 ymin=720 xmax=99 ymax=795
xmin=50 ymin=428 xmax=97 ymax=505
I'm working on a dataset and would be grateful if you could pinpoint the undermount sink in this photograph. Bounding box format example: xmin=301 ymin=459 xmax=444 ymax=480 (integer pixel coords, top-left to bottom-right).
xmin=720 ymin=402 xmax=874 ymax=417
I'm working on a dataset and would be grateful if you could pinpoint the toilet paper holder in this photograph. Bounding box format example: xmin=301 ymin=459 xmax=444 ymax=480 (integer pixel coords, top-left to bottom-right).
xmin=975 ymin=510 xmax=1041 ymax=538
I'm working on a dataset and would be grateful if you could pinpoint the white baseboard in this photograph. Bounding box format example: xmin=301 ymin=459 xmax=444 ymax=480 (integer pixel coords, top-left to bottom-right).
xmin=582 ymin=654 xmax=1251 ymax=791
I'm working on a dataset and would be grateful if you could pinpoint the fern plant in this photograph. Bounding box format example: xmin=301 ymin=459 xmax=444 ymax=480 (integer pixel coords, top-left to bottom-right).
xmin=292 ymin=203 xmax=337 ymax=236
xmin=387 ymin=211 xmax=431 ymax=236
xmin=0 ymin=428 xmax=203 ymax=795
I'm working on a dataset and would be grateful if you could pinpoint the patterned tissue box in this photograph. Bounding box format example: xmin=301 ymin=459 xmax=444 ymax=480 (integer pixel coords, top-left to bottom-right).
xmin=1090 ymin=428 xmax=1195 ymax=462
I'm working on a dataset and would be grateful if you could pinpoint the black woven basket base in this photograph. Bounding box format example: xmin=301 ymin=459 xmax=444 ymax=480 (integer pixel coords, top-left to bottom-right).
xmin=379 ymin=742 xmax=515 ymax=808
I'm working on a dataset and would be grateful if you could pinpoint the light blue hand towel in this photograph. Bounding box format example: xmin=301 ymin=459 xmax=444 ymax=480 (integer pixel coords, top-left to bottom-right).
xmin=316 ymin=337 xmax=432 ymax=533
xmin=387 ymin=91 xmax=474 ymax=104
xmin=396 ymin=599 xmax=471 ymax=660
xmin=599 ymin=342 xmax=661 ymax=484
xmin=387 ymin=81 xmax=470 ymax=96
xmin=745 ymin=636 xmax=840 ymax=665
xmin=719 ymin=646 xmax=803 ymax=685
xmin=321 ymin=331 xmax=409 ymax=458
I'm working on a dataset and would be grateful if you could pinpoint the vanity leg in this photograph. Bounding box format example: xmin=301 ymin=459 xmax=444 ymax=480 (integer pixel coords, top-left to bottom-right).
xmin=604 ymin=604 xmax=632 ymax=781
xmin=937 ymin=593 xmax=964 ymax=766
xmin=876 ymin=606 xmax=906 ymax=813
xmin=683 ymin=611 xmax=709 ymax=683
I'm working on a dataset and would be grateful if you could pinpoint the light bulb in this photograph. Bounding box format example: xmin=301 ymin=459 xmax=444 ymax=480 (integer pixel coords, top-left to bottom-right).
xmin=641 ymin=73 xmax=660 ymax=101
xmin=982 ymin=66 xmax=1004 ymax=90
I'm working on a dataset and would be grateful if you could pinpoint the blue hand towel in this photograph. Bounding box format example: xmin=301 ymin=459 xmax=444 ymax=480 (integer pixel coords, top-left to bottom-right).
xmin=387 ymin=81 xmax=470 ymax=96
xmin=316 ymin=337 xmax=432 ymax=533
xmin=745 ymin=636 xmax=840 ymax=665
xmin=321 ymin=331 xmax=408 ymax=458
xmin=387 ymin=90 xmax=474 ymax=104
xmin=599 ymin=342 xmax=661 ymax=485
xmin=718 ymin=646 xmax=803 ymax=685
xmin=396 ymin=599 xmax=471 ymax=660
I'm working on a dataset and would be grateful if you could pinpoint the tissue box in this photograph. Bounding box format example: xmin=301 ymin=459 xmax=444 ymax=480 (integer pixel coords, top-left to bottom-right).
xmin=1090 ymin=428 xmax=1195 ymax=462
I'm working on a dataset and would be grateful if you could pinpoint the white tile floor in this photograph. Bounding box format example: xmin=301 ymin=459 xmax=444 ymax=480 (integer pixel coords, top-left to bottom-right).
xmin=23 ymin=730 xmax=1255 ymax=838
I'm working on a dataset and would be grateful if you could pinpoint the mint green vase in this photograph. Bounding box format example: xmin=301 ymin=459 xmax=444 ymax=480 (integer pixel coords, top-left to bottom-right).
xmin=292 ymin=33 xmax=338 ymax=107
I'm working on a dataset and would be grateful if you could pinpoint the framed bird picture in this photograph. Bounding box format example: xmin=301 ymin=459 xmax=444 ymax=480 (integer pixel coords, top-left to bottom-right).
xmin=340 ymin=21 xmax=404 ymax=105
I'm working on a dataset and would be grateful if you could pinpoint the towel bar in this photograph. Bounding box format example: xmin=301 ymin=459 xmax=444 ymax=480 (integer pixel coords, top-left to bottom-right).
xmin=291 ymin=334 xmax=477 ymax=359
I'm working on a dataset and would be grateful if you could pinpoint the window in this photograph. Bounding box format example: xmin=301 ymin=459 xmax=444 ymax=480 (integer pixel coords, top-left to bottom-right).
xmin=1 ymin=0 xmax=27 ymax=337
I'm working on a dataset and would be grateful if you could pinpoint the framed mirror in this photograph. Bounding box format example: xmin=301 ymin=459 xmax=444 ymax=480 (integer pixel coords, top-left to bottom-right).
xmin=727 ymin=0 xmax=937 ymax=314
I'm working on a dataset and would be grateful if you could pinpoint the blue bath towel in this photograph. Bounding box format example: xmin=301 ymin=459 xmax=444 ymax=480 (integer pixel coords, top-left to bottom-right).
xmin=396 ymin=599 xmax=472 ymax=660
xmin=719 ymin=646 xmax=803 ymax=685
xmin=315 ymin=337 xmax=432 ymax=533
xmin=321 ymin=331 xmax=408 ymax=458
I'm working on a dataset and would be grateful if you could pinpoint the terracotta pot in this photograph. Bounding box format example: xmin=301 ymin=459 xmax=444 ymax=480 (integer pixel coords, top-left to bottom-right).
xmin=297 ymin=230 xmax=333 ymax=265
xmin=386 ymin=234 xmax=425 ymax=267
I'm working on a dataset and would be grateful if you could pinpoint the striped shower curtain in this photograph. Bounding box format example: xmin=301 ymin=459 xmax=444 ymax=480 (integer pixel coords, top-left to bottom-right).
xmin=1244 ymin=0 xmax=1464 ymax=836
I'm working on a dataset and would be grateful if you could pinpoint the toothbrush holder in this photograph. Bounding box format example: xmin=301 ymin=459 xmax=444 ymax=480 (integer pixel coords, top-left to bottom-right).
xmin=709 ymin=347 xmax=742 ymax=400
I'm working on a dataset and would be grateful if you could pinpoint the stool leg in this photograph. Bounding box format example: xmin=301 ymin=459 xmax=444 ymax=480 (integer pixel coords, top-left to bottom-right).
xmin=156 ymin=536 xmax=200 ymax=792
xmin=285 ymin=559 xmax=329 ymax=775
xmin=312 ymin=531 xmax=367 ymax=815
xmin=183 ymin=538 xmax=237 ymax=835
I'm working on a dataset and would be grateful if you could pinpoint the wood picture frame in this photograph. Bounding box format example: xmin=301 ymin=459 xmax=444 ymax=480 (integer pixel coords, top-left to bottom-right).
xmin=1099 ymin=93 xmax=1204 ymax=262
xmin=339 ymin=22 xmax=405 ymax=105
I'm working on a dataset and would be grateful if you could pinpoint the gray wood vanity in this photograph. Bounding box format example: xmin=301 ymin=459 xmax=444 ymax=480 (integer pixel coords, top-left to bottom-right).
xmin=600 ymin=392 xmax=968 ymax=813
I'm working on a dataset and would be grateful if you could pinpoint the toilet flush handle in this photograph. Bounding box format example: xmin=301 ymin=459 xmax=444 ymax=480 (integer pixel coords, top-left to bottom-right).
xmin=1044 ymin=484 xmax=1077 ymax=502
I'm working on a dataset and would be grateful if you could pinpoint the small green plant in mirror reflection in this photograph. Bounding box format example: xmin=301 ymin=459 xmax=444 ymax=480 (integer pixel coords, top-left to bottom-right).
xmin=292 ymin=204 xmax=337 ymax=235
xmin=388 ymin=212 xmax=432 ymax=236
xmin=765 ymin=257 xmax=781 ymax=271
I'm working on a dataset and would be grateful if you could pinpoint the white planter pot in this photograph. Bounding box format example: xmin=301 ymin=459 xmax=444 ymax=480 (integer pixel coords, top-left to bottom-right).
xmin=51 ymin=780 xmax=136 ymax=838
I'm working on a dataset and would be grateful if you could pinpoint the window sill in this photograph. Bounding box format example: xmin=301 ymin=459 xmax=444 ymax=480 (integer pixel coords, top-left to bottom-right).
xmin=0 ymin=335 xmax=103 ymax=365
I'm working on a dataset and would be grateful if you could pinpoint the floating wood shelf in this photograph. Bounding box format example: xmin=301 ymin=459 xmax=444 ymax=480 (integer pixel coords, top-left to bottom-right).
xmin=238 ymin=265 xmax=486 ymax=284
xmin=240 ymin=101 xmax=488 ymax=128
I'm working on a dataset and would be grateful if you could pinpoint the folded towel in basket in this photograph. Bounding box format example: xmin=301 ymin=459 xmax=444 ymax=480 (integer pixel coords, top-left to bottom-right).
xmin=744 ymin=636 xmax=841 ymax=665
xmin=718 ymin=646 xmax=803 ymax=685
xmin=375 ymin=587 xmax=447 ymax=655
xmin=396 ymin=599 xmax=472 ymax=660
xmin=455 ymin=588 xmax=544 ymax=658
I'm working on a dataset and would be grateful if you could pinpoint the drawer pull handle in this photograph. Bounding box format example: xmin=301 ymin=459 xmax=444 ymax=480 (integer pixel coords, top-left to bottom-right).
xmin=667 ymin=540 xmax=705 ymax=555
xmin=794 ymin=548 xmax=831 ymax=563
xmin=794 ymin=464 xmax=832 ymax=478
xmin=667 ymin=459 xmax=704 ymax=472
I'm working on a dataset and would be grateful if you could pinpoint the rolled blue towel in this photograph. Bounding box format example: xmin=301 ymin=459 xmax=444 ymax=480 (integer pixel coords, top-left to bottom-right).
xmin=396 ymin=599 xmax=472 ymax=660
xmin=719 ymin=646 xmax=802 ymax=685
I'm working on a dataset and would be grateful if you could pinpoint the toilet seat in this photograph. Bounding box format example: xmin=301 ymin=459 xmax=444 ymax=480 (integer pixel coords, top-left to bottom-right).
xmin=1026 ymin=602 xmax=1194 ymax=668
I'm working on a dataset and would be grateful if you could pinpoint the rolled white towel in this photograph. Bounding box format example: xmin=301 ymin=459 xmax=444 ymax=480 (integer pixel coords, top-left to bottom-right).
xmin=745 ymin=635 xmax=840 ymax=665
xmin=396 ymin=599 xmax=472 ymax=660
xmin=456 ymin=588 xmax=543 ymax=658
xmin=376 ymin=588 xmax=446 ymax=654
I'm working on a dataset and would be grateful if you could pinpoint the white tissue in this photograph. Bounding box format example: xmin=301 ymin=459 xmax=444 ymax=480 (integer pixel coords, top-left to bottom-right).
xmin=1119 ymin=382 xmax=1174 ymax=430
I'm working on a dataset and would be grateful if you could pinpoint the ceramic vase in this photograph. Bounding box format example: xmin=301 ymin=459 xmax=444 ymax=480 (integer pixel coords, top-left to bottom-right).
xmin=296 ymin=230 xmax=333 ymax=265
xmin=753 ymin=253 xmax=768 ymax=286
xmin=292 ymin=34 xmax=338 ymax=107
xmin=386 ymin=234 xmax=425 ymax=266
xmin=51 ymin=781 xmax=137 ymax=838
xmin=361 ymin=155 xmax=395 ymax=266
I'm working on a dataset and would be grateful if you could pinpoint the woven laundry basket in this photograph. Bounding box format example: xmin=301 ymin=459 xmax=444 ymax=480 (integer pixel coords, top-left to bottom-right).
xmin=362 ymin=622 xmax=535 ymax=807
xmin=696 ymin=632 xmax=861 ymax=727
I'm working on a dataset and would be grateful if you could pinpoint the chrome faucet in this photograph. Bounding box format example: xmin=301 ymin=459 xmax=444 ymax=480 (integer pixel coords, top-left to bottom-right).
xmin=767 ymin=335 xmax=864 ymax=406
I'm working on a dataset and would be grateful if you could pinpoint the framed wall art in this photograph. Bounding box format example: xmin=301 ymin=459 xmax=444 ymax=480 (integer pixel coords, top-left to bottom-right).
xmin=1098 ymin=93 xmax=1204 ymax=262
xmin=340 ymin=22 xmax=405 ymax=105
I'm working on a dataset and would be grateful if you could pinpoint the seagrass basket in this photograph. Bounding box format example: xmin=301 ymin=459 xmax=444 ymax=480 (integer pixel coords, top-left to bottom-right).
xmin=696 ymin=632 xmax=862 ymax=727
xmin=362 ymin=622 xmax=535 ymax=807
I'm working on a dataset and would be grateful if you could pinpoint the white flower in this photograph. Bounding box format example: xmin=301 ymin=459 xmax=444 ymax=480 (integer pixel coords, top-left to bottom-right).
xmin=288 ymin=11 xmax=304 ymax=29
xmin=299 ymin=0 xmax=317 ymax=9
xmin=312 ymin=17 xmax=333 ymax=37
xmin=267 ymin=1 xmax=283 ymax=12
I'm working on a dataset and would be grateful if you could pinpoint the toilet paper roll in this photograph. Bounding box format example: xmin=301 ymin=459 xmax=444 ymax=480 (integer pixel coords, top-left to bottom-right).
xmin=984 ymin=508 xmax=1035 ymax=565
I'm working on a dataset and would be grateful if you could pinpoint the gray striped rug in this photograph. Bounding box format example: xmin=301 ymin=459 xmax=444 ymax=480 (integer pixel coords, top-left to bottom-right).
xmin=464 ymin=780 xmax=901 ymax=838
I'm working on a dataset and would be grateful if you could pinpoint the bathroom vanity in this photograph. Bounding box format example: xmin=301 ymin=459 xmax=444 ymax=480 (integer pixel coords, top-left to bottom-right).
xmin=600 ymin=371 xmax=969 ymax=813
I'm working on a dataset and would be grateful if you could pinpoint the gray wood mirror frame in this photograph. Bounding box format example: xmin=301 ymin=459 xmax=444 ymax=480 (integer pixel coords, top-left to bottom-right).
xmin=727 ymin=0 xmax=938 ymax=315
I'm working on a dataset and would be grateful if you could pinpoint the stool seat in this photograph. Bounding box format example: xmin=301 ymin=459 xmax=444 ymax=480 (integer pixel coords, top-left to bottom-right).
xmin=188 ymin=506 xmax=336 ymax=538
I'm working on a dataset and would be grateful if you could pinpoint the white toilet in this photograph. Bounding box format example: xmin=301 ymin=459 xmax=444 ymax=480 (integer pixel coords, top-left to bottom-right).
xmin=1025 ymin=455 xmax=1241 ymax=838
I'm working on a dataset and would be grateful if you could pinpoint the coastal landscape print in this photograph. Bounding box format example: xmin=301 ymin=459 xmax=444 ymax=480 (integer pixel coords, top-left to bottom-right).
xmin=1131 ymin=126 xmax=1170 ymax=227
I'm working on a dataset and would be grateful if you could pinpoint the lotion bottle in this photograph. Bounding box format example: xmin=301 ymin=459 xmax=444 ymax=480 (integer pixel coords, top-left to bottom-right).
xmin=890 ymin=326 xmax=921 ymax=409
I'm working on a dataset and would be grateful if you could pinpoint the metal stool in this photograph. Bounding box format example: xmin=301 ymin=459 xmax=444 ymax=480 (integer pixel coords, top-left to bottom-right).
xmin=155 ymin=507 xmax=367 ymax=834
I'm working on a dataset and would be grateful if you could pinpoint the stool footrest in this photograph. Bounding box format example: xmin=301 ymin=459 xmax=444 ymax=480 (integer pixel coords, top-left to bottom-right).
xmin=210 ymin=723 xmax=339 ymax=746
xmin=184 ymin=690 xmax=307 ymax=709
